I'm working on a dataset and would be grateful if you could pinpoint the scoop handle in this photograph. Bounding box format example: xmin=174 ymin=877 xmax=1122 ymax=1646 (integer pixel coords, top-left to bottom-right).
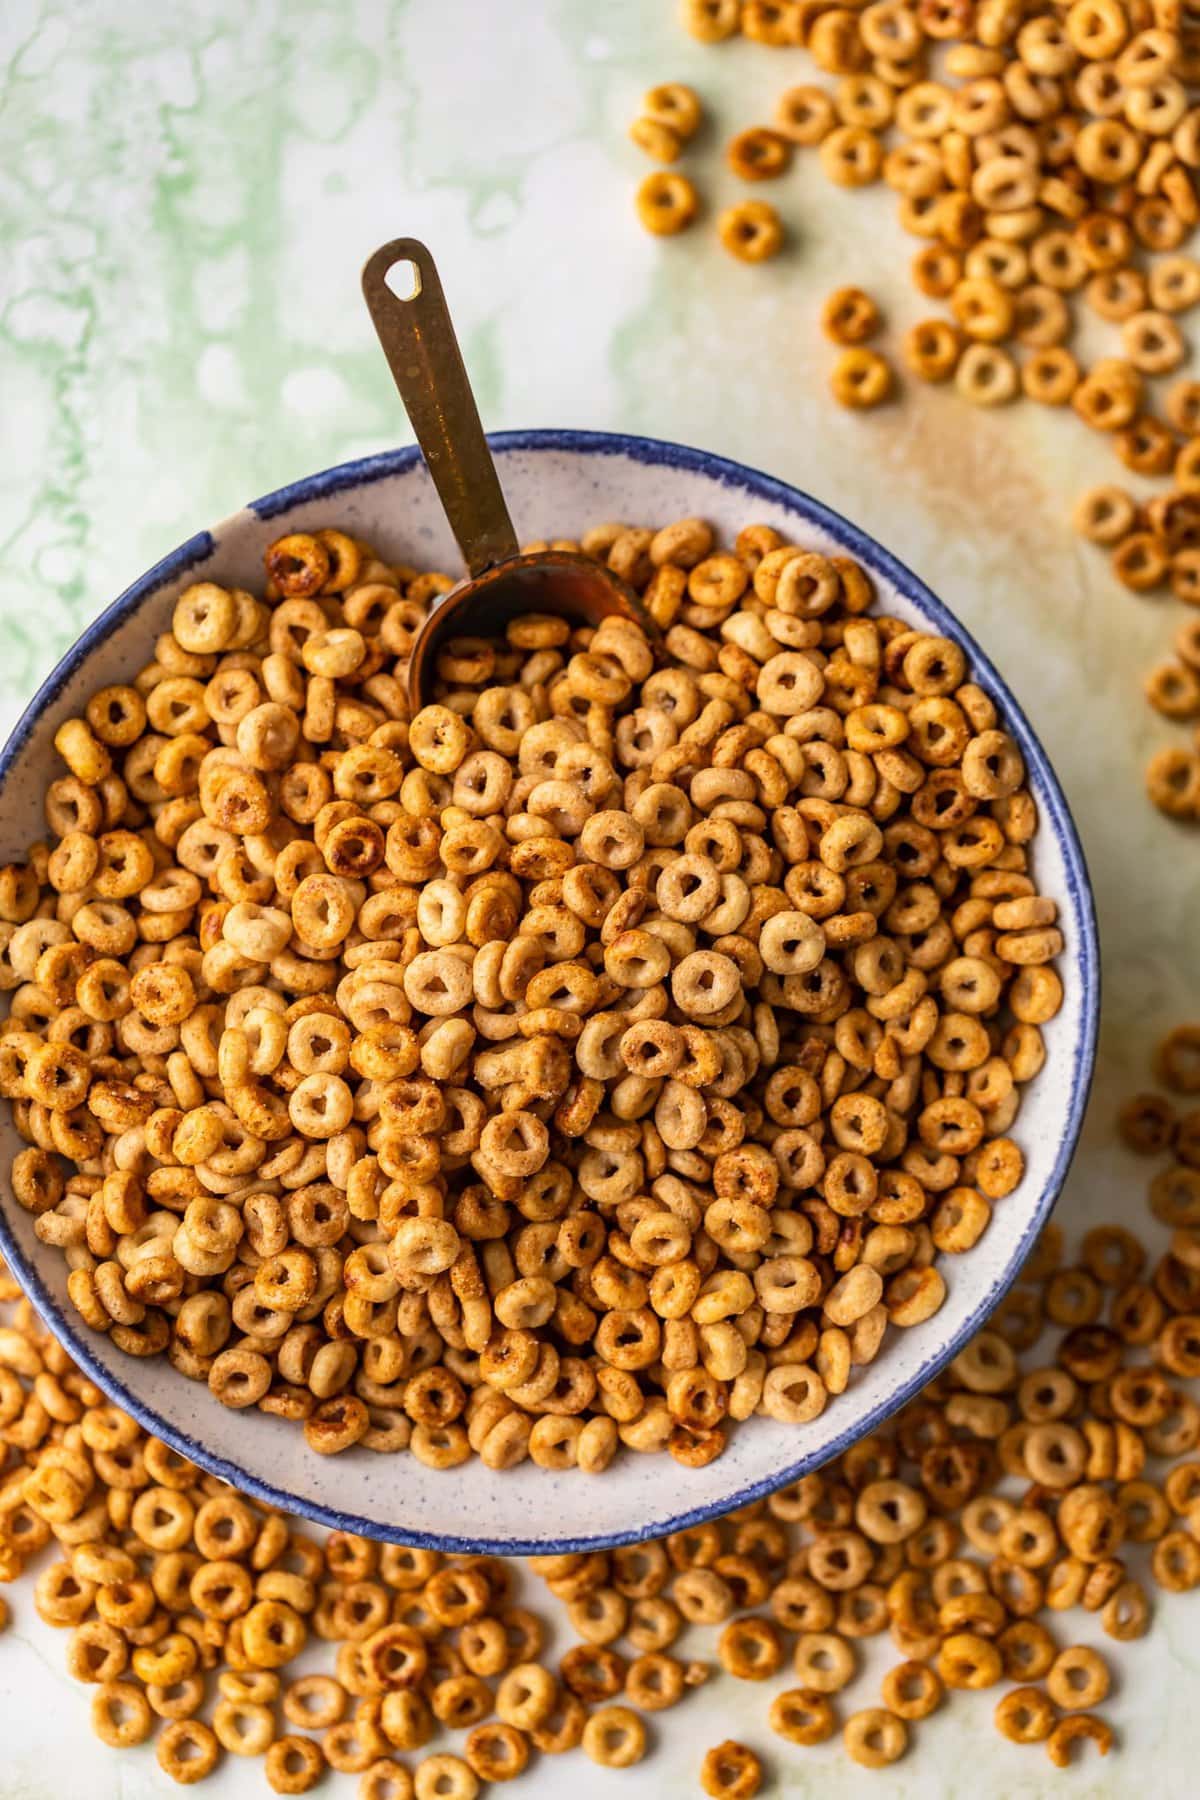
xmin=362 ymin=238 xmax=518 ymax=578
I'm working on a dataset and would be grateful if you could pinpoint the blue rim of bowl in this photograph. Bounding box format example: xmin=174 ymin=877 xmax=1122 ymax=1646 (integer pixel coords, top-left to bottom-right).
xmin=0 ymin=428 xmax=1100 ymax=1553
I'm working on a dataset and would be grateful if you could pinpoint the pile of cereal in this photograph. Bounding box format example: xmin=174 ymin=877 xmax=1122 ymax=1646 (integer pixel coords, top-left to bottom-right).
xmin=0 ymin=513 xmax=1060 ymax=1471
xmin=2 ymin=1022 xmax=1200 ymax=1789
xmin=639 ymin=0 xmax=1200 ymax=818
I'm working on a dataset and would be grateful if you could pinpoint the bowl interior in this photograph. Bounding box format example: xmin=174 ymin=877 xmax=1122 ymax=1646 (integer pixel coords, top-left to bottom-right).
xmin=0 ymin=432 xmax=1098 ymax=1551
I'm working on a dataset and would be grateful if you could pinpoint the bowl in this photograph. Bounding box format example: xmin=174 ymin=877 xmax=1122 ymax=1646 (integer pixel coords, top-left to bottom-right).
xmin=0 ymin=430 xmax=1099 ymax=1553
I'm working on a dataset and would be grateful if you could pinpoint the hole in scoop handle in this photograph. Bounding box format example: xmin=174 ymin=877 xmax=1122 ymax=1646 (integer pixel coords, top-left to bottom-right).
xmin=362 ymin=238 xmax=519 ymax=579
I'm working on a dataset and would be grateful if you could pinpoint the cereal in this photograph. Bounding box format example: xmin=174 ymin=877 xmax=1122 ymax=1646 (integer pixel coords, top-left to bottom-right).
xmin=581 ymin=1704 xmax=648 ymax=1767
xmin=727 ymin=127 xmax=792 ymax=181
xmin=700 ymin=1739 xmax=764 ymax=1797
xmin=822 ymin=287 xmax=883 ymax=346
xmin=1046 ymin=1713 xmax=1115 ymax=1769
xmin=659 ymin=8 xmax=1200 ymax=824
xmin=636 ymin=172 xmax=700 ymax=235
xmin=644 ymin=83 xmax=703 ymax=141
xmin=830 ymin=347 xmax=895 ymax=408
xmin=630 ymin=120 xmax=684 ymax=164
xmin=717 ymin=201 xmax=784 ymax=262
xmin=6 ymin=1008 xmax=1200 ymax=1791
xmin=0 ymin=516 xmax=1061 ymax=1483
xmin=843 ymin=1707 xmax=908 ymax=1767
xmin=768 ymin=1686 xmax=837 ymax=1744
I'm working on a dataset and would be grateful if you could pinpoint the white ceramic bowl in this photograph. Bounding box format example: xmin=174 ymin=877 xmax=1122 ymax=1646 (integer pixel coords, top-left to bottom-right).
xmin=0 ymin=431 xmax=1098 ymax=1552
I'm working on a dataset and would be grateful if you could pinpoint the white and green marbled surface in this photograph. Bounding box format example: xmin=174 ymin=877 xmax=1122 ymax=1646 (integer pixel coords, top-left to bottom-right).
xmin=1 ymin=1 xmax=1199 ymax=1795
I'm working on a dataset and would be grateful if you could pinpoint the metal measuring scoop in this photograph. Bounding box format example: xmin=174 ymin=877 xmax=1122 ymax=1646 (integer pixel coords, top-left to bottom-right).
xmin=362 ymin=238 xmax=655 ymax=713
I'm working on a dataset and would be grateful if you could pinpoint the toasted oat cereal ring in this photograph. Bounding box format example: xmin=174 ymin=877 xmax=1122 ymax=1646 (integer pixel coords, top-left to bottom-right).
xmin=793 ymin=1631 xmax=856 ymax=1693
xmin=998 ymin=1620 xmax=1057 ymax=1682
xmin=955 ymin=343 xmax=1018 ymax=405
xmin=718 ymin=1616 xmax=784 ymax=1680
xmin=213 ymin=1699 xmax=276 ymax=1757
xmin=1046 ymin=1644 xmax=1110 ymax=1711
xmin=622 ymin=1651 xmax=684 ymax=1711
xmin=994 ymin=1684 xmax=1056 ymax=1743
xmin=768 ymin=1684 xmax=836 ymax=1745
xmin=1146 ymin=749 xmax=1200 ymax=818
xmin=157 ymin=1718 xmax=221 ymax=1785
xmin=357 ymin=1762 xmax=415 ymax=1800
xmin=254 ymin=1736 xmax=322 ymax=1794
xmin=495 ymin=1660 xmax=557 ymax=1728
xmin=831 ymin=348 xmax=894 ymax=409
xmin=630 ymin=118 xmax=683 ymax=162
xmin=67 ymin=1617 xmax=129 ymax=1683
xmin=1045 ymin=1713 xmax=1114 ymax=1768
xmin=1146 ymin=663 xmax=1200 ymax=720
xmin=718 ymin=201 xmax=784 ymax=262
xmin=1022 ymin=347 xmax=1079 ymax=404
xmin=635 ymin=172 xmax=699 ymax=236
xmin=700 ymin=1740 xmax=763 ymax=1798
xmin=913 ymin=244 xmax=962 ymax=298
xmin=951 ymin=276 xmax=1014 ymax=343
xmin=643 ymin=82 xmax=702 ymax=138
xmin=880 ymin=1659 xmax=943 ymax=1720
xmin=1116 ymin=416 xmax=1176 ymax=477
xmin=462 ymin=1721 xmax=528 ymax=1783
xmin=822 ymin=287 xmax=882 ymax=345
xmin=744 ymin=0 xmax=804 ymax=42
xmin=727 ymin=127 xmax=792 ymax=180
xmin=1101 ymin=1578 xmax=1150 ymax=1641
xmin=776 ymin=84 xmax=836 ymax=143
xmin=820 ymin=126 xmax=884 ymax=187
xmin=581 ymin=1705 xmax=648 ymax=1768
xmin=843 ymin=1707 xmax=908 ymax=1768
xmin=903 ymin=319 xmax=963 ymax=382
xmin=1152 ymin=1529 xmax=1200 ymax=1590
xmin=1116 ymin=1092 xmax=1176 ymax=1155
xmin=937 ymin=1630 xmax=1003 ymax=1688
xmin=1157 ymin=1027 xmax=1200 ymax=1094
xmin=855 ymin=1478 xmax=927 ymax=1542
xmin=1124 ymin=309 xmax=1186 ymax=374
xmin=145 ymin=1672 xmax=207 ymax=1722
xmin=681 ymin=0 xmax=740 ymax=40
xmin=91 ymin=1680 xmax=154 ymax=1747
xmin=1073 ymin=485 xmax=1136 ymax=544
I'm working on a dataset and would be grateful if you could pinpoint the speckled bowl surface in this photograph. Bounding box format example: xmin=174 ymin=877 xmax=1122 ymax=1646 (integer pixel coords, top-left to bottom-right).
xmin=0 ymin=430 xmax=1099 ymax=1552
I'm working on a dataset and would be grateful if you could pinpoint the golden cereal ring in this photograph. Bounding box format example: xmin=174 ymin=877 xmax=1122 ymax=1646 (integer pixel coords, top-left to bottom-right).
xmin=265 ymin=1735 xmax=326 ymax=1793
xmin=265 ymin=533 xmax=330 ymax=598
xmin=1045 ymin=1713 xmax=1114 ymax=1768
xmin=681 ymin=0 xmax=740 ymax=41
xmin=903 ymin=319 xmax=963 ymax=382
xmin=843 ymin=1707 xmax=908 ymax=1767
xmin=822 ymin=286 xmax=882 ymax=344
xmin=830 ymin=347 xmax=895 ymax=409
xmin=727 ymin=127 xmax=792 ymax=180
xmin=954 ymin=343 xmax=1018 ymax=405
xmin=644 ymin=82 xmax=703 ymax=137
xmin=994 ymin=1684 xmax=1056 ymax=1743
xmin=1073 ymin=485 xmax=1136 ymax=544
xmin=776 ymin=85 xmax=836 ymax=144
xmin=92 ymin=1681 xmax=154 ymax=1747
xmin=699 ymin=1739 xmax=763 ymax=1798
xmin=636 ymin=171 xmax=700 ymax=235
xmin=157 ymin=1719 xmax=221 ymax=1784
xmin=581 ymin=1704 xmax=648 ymax=1768
xmin=768 ymin=1686 xmax=837 ymax=1744
xmin=629 ymin=117 xmax=683 ymax=162
xmin=717 ymin=200 xmax=784 ymax=261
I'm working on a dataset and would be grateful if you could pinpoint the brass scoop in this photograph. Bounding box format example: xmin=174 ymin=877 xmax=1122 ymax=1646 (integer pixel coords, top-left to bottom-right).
xmin=362 ymin=238 xmax=655 ymax=712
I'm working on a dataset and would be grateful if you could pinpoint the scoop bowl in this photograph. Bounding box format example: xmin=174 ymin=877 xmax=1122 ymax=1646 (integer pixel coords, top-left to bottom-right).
xmin=0 ymin=429 xmax=1099 ymax=1552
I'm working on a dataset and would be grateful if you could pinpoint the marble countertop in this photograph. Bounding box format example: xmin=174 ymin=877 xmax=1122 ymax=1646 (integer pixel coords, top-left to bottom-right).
xmin=1 ymin=1 xmax=1199 ymax=1795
